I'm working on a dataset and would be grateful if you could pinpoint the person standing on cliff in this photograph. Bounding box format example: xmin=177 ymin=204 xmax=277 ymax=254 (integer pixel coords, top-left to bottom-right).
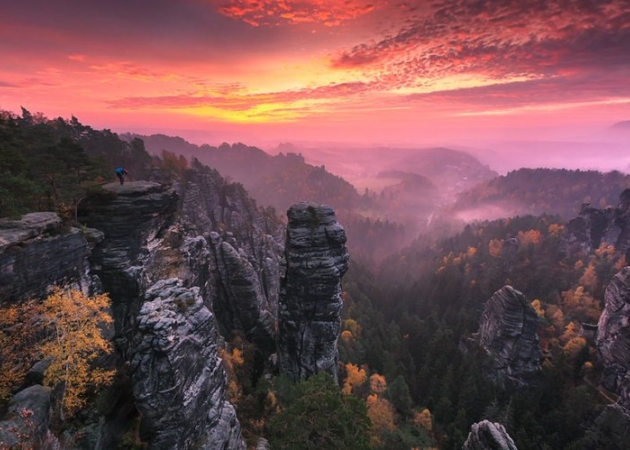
xmin=115 ymin=167 xmax=129 ymax=185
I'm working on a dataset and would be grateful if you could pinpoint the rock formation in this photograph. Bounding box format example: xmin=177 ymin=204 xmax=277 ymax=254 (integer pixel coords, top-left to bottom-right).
xmin=0 ymin=385 xmax=53 ymax=449
xmin=277 ymin=202 xmax=349 ymax=382
xmin=588 ymin=266 xmax=630 ymax=447
xmin=462 ymin=421 xmax=518 ymax=450
xmin=0 ymin=212 xmax=96 ymax=302
xmin=567 ymin=188 xmax=630 ymax=260
xmin=479 ymin=286 xmax=542 ymax=389
xmin=597 ymin=267 xmax=630 ymax=396
xmin=77 ymin=181 xmax=246 ymax=448
xmin=132 ymin=279 xmax=244 ymax=450
xmin=180 ymin=166 xmax=283 ymax=352
xmin=77 ymin=182 xmax=179 ymax=340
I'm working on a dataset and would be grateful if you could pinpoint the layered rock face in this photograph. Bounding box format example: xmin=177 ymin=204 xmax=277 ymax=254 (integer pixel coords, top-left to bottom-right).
xmin=78 ymin=181 xmax=245 ymax=449
xmin=77 ymin=182 xmax=178 ymax=339
xmin=181 ymin=167 xmax=283 ymax=352
xmin=479 ymin=286 xmax=542 ymax=389
xmin=567 ymin=189 xmax=630 ymax=259
xmin=592 ymin=267 xmax=630 ymax=447
xmin=597 ymin=267 xmax=630 ymax=397
xmin=132 ymin=279 xmax=244 ymax=450
xmin=277 ymin=202 xmax=349 ymax=382
xmin=462 ymin=421 xmax=517 ymax=450
xmin=0 ymin=212 xmax=95 ymax=302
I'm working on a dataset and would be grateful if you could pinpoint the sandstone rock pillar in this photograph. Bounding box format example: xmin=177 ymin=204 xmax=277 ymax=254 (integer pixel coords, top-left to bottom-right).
xmin=277 ymin=203 xmax=349 ymax=382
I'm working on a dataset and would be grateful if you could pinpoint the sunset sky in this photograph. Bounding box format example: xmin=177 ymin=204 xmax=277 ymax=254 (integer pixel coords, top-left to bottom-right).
xmin=1 ymin=0 xmax=629 ymax=146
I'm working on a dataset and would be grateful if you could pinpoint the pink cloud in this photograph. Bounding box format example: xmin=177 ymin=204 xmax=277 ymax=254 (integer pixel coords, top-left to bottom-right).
xmin=213 ymin=0 xmax=379 ymax=27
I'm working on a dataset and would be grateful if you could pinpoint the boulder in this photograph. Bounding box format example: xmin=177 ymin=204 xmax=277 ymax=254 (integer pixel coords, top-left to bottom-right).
xmin=277 ymin=202 xmax=349 ymax=382
xmin=0 ymin=385 xmax=52 ymax=449
xmin=479 ymin=286 xmax=542 ymax=389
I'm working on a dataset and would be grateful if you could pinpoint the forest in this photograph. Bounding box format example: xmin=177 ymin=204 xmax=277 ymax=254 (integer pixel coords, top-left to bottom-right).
xmin=0 ymin=108 xmax=628 ymax=449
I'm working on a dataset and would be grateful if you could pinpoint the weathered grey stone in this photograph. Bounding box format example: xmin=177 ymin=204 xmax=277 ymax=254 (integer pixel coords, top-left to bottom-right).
xmin=479 ymin=286 xmax=542 ymax=389
xmin=277 ymin=202 xmax=349 ymax=382
xmin=0 ymin=385 xmax=52 ymax=449
xmin=0 ymin=213 xmax=92 ymax=303
xmin=181 ymin=168 xmax=283 ymax=352
xmin=566 ymin=190 xmax=630 ymax=260
xmin=131 ymin=279 xmax=245 ymax=450
xmin=462 ymin=421 xmax=518 ymax=450
xmin=597 ymin=267 xmax=630 ymax=399
xmin=77 ymin=181 xmax=179 ymax=338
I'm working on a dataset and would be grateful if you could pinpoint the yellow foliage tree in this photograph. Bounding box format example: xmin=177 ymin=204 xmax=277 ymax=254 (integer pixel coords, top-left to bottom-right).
xmin=342 ymin=363 xmax=367 ymax=395
xmin=39 ymin=288 xmax=115 ymax=419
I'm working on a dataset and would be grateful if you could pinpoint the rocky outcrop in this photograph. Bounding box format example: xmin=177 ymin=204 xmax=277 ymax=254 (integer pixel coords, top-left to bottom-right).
xmin=277 ymin=202 xmax=349 ymax=382
xmin=78 ymin=181 xmax=245 ymax=449
xmin=597 ymin=267 xmax=630 ymax=398
xmin=462 ymin=421 xmax=517 ymax=450
xmin=0 ymin=212 xmax=96 ymax=302
xmin=77 ymin=182 xmax=179 ymax=339
xmin=131 ymin=279 xmax=244 ymax=450
xmin=479 ymin=286 xmax=542 ymax=389
xmin=567 ymin=189 xmax=630 ymax=260
xmin=180 ymin=167 xmax=282 ymax=352
xmin=591 ymin=266 xmax=630 ymax=447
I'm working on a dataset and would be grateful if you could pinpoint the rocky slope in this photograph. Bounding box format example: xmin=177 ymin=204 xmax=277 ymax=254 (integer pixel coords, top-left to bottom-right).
xmin=479 ymin=286 xmax=542 ymax=389
xmin=277 ymin=202 xmax=349 ymax=382
xmin=462 ymin=420 xmax=517 ymax=450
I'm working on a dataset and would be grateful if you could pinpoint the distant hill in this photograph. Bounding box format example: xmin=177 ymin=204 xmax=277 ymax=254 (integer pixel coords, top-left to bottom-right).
xmin=452 ymin=168 xmax=630 ymax=221
xmin=125 ymin=133 xmax=362 ymax=215
xmin=386 ymin=147 xmax=498 ymax=196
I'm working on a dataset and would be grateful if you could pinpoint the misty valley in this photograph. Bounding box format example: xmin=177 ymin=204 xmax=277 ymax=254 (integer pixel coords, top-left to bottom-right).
xmin=2 ymin=108 xmax=630 ymax=450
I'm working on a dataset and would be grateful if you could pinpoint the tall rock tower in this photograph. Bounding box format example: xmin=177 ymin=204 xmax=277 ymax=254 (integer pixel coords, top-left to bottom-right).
xmin=277 ymin=202 xmax=349 ymax=382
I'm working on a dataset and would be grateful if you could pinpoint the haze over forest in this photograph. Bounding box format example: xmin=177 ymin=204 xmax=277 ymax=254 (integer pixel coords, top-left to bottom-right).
xmin=2 ymin=2 xmax=630 ymax=449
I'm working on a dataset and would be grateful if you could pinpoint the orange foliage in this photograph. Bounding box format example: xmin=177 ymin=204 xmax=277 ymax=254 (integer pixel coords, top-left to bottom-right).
xmin=342 ymin=363 xmax=367 ymax=395
xmin=488 ymin=239 xmax=504 ymax=257
xmin=369 ymin=373 xmax=387 ymax=395
xmin=367 ymin=396 xmax=396 ymax=446
xmin=531 ymin=299 xmax=545 ymax=318
xmin=579 ymin=263 xmax=598 ymax=292
xmin=518 ymin=229 xmax=542 ymax=246
xmin=563 ymin=336 xmax=587 ymax=359
xmin=413 ymin=408 xmax=433 ymax=433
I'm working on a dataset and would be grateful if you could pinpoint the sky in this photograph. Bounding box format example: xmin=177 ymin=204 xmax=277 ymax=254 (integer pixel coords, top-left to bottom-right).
xmin=1 ymin=0 xmax=629 ymax=148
